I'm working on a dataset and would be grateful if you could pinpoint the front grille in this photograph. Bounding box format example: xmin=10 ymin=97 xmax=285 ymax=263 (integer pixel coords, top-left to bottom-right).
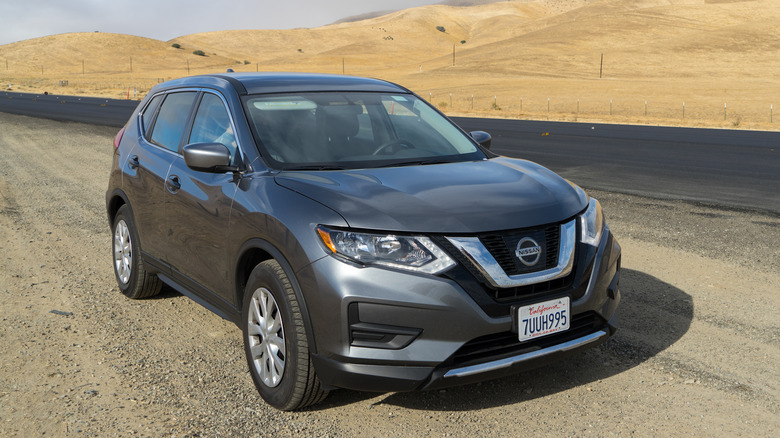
xmin=492 ymin=275 xmax=574 ymax=303
xmin=479 ymin=225 xmax=560 ymax=276
xmin=449 ymin=311 xmax=605 ymax=367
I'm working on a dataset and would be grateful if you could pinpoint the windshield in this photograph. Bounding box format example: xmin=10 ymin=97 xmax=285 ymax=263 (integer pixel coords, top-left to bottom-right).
xmin=244 ymin=92 xmax=485 ymax=170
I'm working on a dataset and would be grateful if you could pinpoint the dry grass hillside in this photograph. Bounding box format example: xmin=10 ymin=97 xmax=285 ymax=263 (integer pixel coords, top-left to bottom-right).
xmin=1 ymin=0 xmax=779 ymax=130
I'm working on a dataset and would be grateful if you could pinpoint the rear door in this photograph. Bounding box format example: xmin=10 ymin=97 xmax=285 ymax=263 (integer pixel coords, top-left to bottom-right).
xmin=123 ymin=91 xmax=197 ymax=262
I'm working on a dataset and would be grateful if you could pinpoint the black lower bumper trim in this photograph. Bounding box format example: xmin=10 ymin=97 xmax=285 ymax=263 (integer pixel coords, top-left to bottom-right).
xmin=311 ymin=354 xmax=433 ymax=392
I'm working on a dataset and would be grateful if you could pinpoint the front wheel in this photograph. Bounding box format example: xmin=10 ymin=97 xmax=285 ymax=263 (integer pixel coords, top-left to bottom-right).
xmin=242 ymin=259 xmax=327 ymax=410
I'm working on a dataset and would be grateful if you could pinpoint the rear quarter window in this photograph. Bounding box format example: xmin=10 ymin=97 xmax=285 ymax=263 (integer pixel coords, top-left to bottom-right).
xmin=141 ymin=94 xmax=164 ymax=136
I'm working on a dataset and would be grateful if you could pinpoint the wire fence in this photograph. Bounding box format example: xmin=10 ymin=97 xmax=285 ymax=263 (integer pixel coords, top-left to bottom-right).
xmin=424 ymin=93 xmax=777 ymax=129
xmin=2 ymin=68 xmax=777 ymax=129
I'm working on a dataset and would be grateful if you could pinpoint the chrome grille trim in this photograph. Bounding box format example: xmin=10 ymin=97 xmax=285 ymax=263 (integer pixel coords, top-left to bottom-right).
xmin=446 ymin=220 xmax=576 ymax=288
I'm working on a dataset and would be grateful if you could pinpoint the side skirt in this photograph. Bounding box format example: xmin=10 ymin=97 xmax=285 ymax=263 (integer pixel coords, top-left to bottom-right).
xmin=141 ymin=251 xmax=240 ymax=325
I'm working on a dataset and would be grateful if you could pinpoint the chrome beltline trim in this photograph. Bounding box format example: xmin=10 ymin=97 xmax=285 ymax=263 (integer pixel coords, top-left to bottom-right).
xmin=443 ymin=330 xmax=609 ymax=379
xmin=446 ymin=220 xmax=576 ymax=288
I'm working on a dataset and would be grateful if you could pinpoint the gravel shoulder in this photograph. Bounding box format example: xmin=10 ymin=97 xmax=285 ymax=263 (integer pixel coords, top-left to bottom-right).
xmin=0 ymin=112 xmax=778 ymax=437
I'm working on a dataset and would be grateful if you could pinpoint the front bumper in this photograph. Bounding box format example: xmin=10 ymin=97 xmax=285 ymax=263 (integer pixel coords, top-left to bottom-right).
xmin=299 ymin=227 xmax=621 ymax=392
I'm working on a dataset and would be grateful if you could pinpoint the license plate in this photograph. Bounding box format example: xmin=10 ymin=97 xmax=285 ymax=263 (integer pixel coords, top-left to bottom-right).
xmin=517 ymin=297 xmax=570 ymax=342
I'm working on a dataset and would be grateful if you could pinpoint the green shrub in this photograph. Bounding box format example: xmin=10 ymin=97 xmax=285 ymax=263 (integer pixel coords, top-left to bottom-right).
xmin=436 ymin=26 xmax=446 ymax=33
xmin=244 ymin=60 xmax=250 ymax=65
xmin=461 ymin=40 xmax=466 ymax=44
xmin=171 ymin=43 xmax=181 ymax=49
xmin=193 ymin=50 xmax=206 ymax=56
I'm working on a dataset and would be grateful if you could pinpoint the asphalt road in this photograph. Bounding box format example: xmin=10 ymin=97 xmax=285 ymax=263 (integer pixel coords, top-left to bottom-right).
xmin=1 ymin=91 xmax=778 ymax=213
xmin=0 ymin=91 xmax=138 ymax=127
xmin=452 ymin=117 xmax=780 ymax=214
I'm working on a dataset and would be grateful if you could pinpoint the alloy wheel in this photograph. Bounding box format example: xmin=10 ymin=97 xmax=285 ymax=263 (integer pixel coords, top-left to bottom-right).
xmin=247 ymin=287 xmax=286 ymax=387
xmin=113 ymin=219 xmax=132 ymax=285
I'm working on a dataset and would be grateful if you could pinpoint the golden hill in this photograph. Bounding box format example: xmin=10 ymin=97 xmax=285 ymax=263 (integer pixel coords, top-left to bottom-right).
xmin=1 ymin=0 xmax=779 ymax=130
xmin=0 ymin=32 xmax=238 ymax=75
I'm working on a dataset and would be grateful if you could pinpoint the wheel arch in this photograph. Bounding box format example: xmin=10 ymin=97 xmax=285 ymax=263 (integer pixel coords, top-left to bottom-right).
xmin=106 ymin=189 xmax=130 ymax=226
xmin=235 ymin=238 xmax=318 ymax=355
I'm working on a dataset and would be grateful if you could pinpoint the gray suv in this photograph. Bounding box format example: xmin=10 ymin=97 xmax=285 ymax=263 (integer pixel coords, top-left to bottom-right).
xmin=106 ymin=73 xmax=621 ymax=410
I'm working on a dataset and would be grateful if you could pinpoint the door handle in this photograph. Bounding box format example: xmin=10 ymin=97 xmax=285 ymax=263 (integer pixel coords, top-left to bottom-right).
xmin=128 ymin=155 xmax=139 ymax=169
xmin=167 ymin=175 xmax=181 ymax=193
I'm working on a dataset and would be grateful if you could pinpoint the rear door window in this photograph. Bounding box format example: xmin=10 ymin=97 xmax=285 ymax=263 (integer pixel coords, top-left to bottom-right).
xmin=150 ymin=91 xmax=197 ymax=153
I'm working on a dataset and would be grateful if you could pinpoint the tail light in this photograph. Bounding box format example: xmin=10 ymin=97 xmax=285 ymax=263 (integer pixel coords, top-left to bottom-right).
xmin=113 ymin=126 xmax=126 ymax=149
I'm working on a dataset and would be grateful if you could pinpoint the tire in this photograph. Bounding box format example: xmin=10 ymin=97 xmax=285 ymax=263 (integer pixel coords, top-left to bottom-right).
xmin=242 ymin=259 xmax=327 ymax=410
xmin=112 ymin=205 xmax=162 ymax=299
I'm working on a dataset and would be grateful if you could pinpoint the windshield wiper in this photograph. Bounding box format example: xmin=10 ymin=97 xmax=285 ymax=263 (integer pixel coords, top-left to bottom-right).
xmin=375 ymin=159 xmax=453 ymax=168
xmin=281 ymin=164 xmax=346 ymax=171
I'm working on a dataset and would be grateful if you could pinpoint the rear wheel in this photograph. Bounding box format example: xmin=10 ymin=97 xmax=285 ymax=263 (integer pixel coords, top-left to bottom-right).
xmin=112 ymin=205 xmax=162 ymax=299
xmin=242 ymin=259 xmax=327 ymax=410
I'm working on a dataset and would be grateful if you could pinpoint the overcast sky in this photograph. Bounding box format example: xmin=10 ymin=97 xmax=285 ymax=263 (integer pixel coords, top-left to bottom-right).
xmin=0 ymin=0 xmax=443 ymax=46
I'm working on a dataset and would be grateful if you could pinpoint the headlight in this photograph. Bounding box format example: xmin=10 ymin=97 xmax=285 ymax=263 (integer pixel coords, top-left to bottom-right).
xmin=316 ymin=226 xmax=456 ymax=275
xmin=580 ymin=198 xmax=604 ymax=246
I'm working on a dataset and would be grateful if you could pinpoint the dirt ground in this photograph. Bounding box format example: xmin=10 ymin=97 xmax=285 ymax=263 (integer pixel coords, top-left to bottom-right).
xmin=0 ymin=111 xmax=778 ymax=437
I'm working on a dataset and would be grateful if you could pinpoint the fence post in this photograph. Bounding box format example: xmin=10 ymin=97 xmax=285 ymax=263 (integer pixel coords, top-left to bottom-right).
xmin=772 ymin=104 xmax=774 ymax=123
xmin=600 ymin=53 xmax=603 ymax=79
xmin=520 ymin=97 xmax=523 ymax=112
xmin=644 ymin=100 xmax=647 ymax=117
xmin=724 ymin=103 xmax=727 ymax=121
xmin=471 ymin=94 xmax=474 ymax=109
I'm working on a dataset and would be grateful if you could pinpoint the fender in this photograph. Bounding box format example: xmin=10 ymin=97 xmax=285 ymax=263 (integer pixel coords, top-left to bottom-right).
xmin=235 ymin=238 xmax=319 ymax=355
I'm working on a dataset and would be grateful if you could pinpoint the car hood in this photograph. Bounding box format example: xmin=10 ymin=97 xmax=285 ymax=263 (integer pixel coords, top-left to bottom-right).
xmin=274 ymin=158 xmax=588 ymax=234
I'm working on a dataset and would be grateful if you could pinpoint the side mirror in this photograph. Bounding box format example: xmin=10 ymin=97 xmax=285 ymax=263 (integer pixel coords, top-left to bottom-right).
xmin=469 ymin=131 xmax=492 ymax=150
xmin=183 ymin=143 xmax=237 ymax=173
